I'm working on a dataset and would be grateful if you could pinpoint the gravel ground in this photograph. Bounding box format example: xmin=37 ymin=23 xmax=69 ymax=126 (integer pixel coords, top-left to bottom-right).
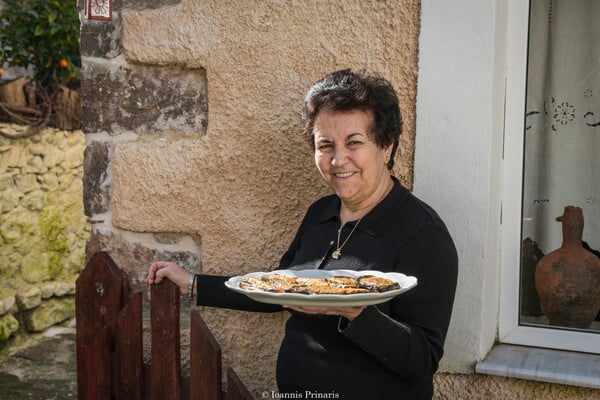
xmin=0 ymin=322 xmax=77 ymax=400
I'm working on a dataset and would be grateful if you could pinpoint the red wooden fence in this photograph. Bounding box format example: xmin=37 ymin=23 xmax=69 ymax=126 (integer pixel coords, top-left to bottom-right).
xmin=76 ymin=251 xmax=254 ymax=400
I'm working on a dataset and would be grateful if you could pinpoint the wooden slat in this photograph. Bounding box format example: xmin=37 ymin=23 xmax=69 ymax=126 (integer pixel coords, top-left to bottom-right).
xmin=84 ymin=327 xmax=112 ymax=400
xmin=115 ymin=292 xmax=144 ymax=400
xmin=76 ymin=251 xmax=128 ymax=400
xmin=181 ymin=376 xmax=190 ymax=400
xmin=190 ymin=310 xmax=222 ymax=400
xmin=150 ymin=279 xmax=181 ymax=400
xmin=225 ymin=368 xmax=254 ymax=400
xmin=76 ymin=252 xmax=252 ymax=400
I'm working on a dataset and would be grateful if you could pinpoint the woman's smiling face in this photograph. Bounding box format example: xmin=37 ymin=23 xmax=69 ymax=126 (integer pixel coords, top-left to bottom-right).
xmin=313 ymin=109 xmax=393 ymax=212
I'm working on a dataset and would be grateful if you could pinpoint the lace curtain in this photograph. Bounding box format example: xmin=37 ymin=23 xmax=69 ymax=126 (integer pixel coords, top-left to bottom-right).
xmin=523 ymin=0 xmax=600 ymax=254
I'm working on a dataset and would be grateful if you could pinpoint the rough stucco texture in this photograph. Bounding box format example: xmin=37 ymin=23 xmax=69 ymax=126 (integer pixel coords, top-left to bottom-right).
xmin=433 ymin=373 xmax=600 ymax=400
xmin=112 ymin=0 xmax=420 ymax=396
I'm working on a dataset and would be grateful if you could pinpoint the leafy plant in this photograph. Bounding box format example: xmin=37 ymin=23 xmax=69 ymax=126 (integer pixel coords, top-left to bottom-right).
xmin=0 ymin=0 xmax=80 ymax=87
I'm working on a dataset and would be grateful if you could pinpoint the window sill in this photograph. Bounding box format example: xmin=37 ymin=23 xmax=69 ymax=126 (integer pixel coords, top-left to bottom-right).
xmin=475 ymin=344 xmax=600 ymax=389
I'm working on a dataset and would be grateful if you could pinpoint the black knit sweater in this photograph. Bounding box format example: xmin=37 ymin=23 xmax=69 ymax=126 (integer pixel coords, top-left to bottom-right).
xmin=196 ymin=177 xmax=458 ymax=400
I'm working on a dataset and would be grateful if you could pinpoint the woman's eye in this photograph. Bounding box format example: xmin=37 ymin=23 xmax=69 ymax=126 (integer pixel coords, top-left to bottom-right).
xmin=317 ymin=143 xmax=333 ymax=151
xmin=347 ymin=141 xmax=363 ymax=147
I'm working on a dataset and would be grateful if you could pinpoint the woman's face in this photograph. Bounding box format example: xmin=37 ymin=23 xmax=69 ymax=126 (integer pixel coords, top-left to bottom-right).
xmin=313 ymin=109 xmax=392 ymax=211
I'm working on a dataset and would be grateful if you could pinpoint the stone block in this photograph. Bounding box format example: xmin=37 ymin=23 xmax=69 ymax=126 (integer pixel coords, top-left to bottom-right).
xmin=16 ymin=286 xmax=42 ymax=310
xmin=13 ymin=235 xmax=45 ymax=257
xmin=14 ymin=174 xmax=38 ymax=194
xmin=40 ymin=282 xmax=57 ymax=299
xmin=24 ymin=156 xmax=47 ymax=174
xmin=0 ymin=313 xmax=19 ymax=341
xmin=43 ymin=148 xmax=64 ymax=169
xmin=21 ymin=189 xmax=46 ymax=211
xmin=0 ymin=172 xmax=15 ymax=191
xmin=0 ymin=189 xmax=20 ymax=214
xmin=21 ymin=253 xmax=51 ymax=283
xmin=3 ymin=146 xmax=27 ymax=168
xmin=83 ymin=141 xmax=110 ymax=216
xmin=27 ymin=142 xmax=47 ymax=156
xmin=80 ymin=19 xmax=121 ymax=59
xmin=57 ymin=173 xmax=75 ymax=191
xmin=39 ymin=173 xmax=60 ymax=191
xmin=21 ymin=297 xmax=75 ymax=332
xmin=0 ymin=251 xmax=19 ymax=278
xmin=61 ymin=145 xmax=84 ymax=170
xmin=54 ymin=282 xmax=75 ymax=297
xmin=0 ymin=289 xmax=16 ymax=315
xmin=80 ymin=64 xmax=207 ymax=134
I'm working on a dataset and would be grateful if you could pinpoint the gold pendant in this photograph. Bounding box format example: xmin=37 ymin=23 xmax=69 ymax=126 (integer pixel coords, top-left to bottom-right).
xmin=332 ymin=249 xmax=341 ymax=259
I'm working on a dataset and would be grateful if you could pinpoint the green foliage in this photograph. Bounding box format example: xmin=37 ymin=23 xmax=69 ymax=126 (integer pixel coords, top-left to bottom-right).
xmin=0 ymin=0 xmax=80 ymax=86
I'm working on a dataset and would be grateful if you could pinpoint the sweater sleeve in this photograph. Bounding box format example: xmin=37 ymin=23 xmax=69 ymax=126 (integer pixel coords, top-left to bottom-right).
xmin=195 ymin=274 xmax=283 ymax=313
xmin=340 ymin=223 xmax=458 ymax=379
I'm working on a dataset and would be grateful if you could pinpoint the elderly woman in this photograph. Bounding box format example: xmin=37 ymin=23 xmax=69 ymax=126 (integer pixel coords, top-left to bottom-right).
xmin=146 ymin=69 xmax=458 ymax=399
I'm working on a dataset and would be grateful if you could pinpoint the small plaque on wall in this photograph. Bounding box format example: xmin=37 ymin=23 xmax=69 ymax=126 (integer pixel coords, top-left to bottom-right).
xmin=84 ymin=0 xmax=112 ymax=21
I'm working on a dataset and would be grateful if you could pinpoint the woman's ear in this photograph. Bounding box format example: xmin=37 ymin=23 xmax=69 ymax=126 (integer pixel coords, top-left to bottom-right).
xmin=384 ymin=145 xmax=393 ymax=163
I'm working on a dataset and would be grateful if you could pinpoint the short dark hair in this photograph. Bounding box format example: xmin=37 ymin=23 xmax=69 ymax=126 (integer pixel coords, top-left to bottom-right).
xmin=301 ymin=69 xmax=403 ymax=170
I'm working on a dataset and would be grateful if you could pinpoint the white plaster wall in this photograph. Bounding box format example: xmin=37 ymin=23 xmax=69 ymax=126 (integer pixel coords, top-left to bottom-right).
xmin=415 ymin=0 xmax=506 ymax=372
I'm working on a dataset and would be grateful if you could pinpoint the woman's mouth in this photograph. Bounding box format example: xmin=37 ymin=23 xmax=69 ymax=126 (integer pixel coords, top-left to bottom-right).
xmin=334 ymin=171 xmax=355 ymax=178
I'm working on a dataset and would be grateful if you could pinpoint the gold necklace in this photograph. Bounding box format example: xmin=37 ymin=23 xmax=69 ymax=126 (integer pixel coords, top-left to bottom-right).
xmin=332 ymin=219 xmax=362 ymax=260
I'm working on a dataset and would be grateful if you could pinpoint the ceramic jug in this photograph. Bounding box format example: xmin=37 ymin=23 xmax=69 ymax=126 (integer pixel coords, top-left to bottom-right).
xmin=535 ymin=206 xmax=600 ymax=329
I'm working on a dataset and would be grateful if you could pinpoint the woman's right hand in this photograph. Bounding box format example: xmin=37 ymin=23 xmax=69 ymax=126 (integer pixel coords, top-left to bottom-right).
xmin=146 ymin=261 xmax=192 ymax=296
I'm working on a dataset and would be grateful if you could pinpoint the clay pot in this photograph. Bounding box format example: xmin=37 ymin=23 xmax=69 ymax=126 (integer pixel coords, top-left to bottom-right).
xmin=535 ymin=206 xmax=600 ymax=329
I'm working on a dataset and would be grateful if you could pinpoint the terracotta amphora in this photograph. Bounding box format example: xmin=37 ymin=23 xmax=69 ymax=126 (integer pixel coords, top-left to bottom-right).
xmin=534 ymin=206 xmax=600 ymax=329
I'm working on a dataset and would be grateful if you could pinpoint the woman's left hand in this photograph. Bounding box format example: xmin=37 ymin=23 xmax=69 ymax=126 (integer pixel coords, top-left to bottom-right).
xmin=283 ymin=305 xmax=365 ymax=321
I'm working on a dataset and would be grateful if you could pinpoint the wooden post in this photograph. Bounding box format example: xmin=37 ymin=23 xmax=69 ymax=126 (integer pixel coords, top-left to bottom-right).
xmin=76 ymin=251 xmax=129 ymax=400
xmin=115 ymin=292 xmax=144 ymax=400
xmin=190 ymin=310 xmax=222 ymax=400
xmin=226 ymin=368 xmax=254 ymax=400
xmin=150 ymin=279 xmax=181 ymax=400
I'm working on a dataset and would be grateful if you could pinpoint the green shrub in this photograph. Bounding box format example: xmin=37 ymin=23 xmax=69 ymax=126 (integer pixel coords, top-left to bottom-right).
xmin=0 ymin=0 xmax=80 ymax=87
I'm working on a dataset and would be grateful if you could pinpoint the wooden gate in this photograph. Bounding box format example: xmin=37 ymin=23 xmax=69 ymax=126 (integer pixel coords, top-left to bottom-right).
xmin=75 ymin=251 xmax=253 ymax=400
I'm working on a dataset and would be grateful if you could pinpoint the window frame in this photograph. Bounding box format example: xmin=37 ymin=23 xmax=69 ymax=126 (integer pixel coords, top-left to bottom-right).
xmin=498 ymin=0 xmax=600 ymax=354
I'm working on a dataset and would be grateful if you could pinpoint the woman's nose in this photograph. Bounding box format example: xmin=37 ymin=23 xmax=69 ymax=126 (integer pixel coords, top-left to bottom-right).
xmin=331 ymin=149 xmax=348 ymax=165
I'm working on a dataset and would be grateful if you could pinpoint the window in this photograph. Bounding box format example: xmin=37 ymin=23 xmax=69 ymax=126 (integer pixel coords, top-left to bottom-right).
xmin=499 ymin=0 xmax=600 ymax=354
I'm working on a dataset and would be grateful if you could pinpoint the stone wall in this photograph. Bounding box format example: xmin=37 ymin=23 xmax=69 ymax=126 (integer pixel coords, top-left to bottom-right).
xmin=0 ymin=124 xmax=89 ymax=342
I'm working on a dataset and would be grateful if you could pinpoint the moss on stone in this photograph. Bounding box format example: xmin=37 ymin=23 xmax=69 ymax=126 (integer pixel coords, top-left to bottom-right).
xmin=39 ymin=208 xmax=69 ymax=279
xmin=1 ymin=127 xmax=88 ymax=341
xmin=0 ymin=314 xmax=19 ymax=341
xmin=20 ymin=298 xmax=74 ymax=332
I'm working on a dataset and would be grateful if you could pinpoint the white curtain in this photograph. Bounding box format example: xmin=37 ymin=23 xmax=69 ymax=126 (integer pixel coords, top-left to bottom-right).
xmin=523 ymin=0 xmax=600 ymax=255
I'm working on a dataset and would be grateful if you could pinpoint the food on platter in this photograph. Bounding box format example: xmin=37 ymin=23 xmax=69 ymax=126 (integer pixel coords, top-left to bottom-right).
xmin=226 ymin=270 xmax=417 ymax=306
xmin=357 ymin=275 xmax=401 ymax=292
xmin=238 ymin=276 xmax=285 ymax=293
xmin=239 ymin=272 xmax=399 ymax=295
